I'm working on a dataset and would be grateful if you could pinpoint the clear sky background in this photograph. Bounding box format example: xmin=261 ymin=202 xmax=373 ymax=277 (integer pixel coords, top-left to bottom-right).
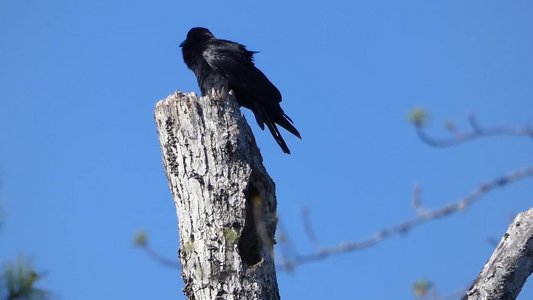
xmin=1 ymin=1 xmax=532 ymax=299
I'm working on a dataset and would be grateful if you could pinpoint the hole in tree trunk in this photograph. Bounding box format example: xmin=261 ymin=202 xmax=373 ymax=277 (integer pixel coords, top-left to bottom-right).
xmin=238 ymin=184 xmax=262 ymax=266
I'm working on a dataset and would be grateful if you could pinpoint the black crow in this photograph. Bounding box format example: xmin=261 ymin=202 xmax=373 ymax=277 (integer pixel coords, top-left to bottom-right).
xmin=179 ymin=27 xmax=301 ymax=154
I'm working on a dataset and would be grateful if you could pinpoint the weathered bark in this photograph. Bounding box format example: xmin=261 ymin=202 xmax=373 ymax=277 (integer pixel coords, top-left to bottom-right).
xmin=463 ymin=208 xmax=533 ymax=300
xmin=154 ymin=90 xmax=280 ymax=300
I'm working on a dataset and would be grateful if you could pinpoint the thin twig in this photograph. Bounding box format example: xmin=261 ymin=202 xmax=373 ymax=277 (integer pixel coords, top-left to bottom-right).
xmin=412 ymin=184 xmax=430 ymax=216
xmin=141 ymin=245 xmax=181 ymax=269
xmin=276 ymin=220 xmax=301 ymax=271
xmin=277 ymin=166 xmax=533 ymax=270
xmin=301 ymin=206 xmax=322 ymax=250
xmin=439 ymin=287 xmax=470 ymax=300
xmin=416 ymin=115 xmax=533 ymax=148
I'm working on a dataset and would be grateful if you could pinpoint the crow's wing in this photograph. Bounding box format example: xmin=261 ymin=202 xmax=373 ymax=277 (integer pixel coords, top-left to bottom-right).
xmin=202 ymin=40 xmax=282 ymax=103
xmin=202 ymin=39 xmax=302 ymax=151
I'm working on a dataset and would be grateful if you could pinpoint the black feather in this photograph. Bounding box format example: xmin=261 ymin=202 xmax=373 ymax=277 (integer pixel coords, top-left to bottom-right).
xmin=180 ymin=27 xmax=301 ymax=154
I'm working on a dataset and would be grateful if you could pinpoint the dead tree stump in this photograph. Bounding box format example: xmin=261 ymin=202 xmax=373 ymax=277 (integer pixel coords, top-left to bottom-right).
xmin=154 ymin=90 xmax=280 ymax=300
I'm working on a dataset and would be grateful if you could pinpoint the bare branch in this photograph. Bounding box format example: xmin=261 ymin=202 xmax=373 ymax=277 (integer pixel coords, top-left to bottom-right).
xmin=138 ymin=244 xmax=181 ymax=269
xmin=277 ymin=166 xmax=533 ymax=270
xmin=463 ymin=208 xmax=533 ymax=300
xmin=275 ymin=220 xmax=301 ymax=272
xmin=412 ymin=280 xmax=468 ymax=300
xmin=415 ymin=114 xmax=533 ymax=148
xmin=301 ymin=206 xmax=322 ymax=250
xmin=412 ymin=184 xmax=430 ymax=216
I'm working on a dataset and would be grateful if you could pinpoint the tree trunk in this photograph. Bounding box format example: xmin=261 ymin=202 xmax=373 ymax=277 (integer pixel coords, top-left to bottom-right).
xmin=154 ymin=90 xmax=280 ymax=300
xmin=463 ymin=208 xmax=533 ymax=300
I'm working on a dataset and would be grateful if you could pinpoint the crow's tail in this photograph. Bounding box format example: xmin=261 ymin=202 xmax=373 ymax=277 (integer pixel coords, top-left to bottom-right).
xmin=251 ymin=104 xmax=301 ymax=154
xmin=275 ymin=112 xmax=301 ymax=139
xmin=264 ymin=115 xmax=292 ymax=154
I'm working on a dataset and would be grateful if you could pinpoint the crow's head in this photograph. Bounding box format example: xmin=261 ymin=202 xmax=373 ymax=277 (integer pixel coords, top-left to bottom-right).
xmin=180 ymin=27 xmax=214 ymax=47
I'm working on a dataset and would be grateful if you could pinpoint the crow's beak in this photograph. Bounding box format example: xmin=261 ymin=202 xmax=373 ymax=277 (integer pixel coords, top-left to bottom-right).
xmin=179 ymin=41 xmax=185 ymax=47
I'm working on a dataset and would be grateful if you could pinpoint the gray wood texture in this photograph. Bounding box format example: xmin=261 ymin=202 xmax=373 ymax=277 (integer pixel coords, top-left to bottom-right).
xmin=155 ymin=90 xmax=280 ymax=300
xmin=463 ymin=208 xmax=533 ymax=300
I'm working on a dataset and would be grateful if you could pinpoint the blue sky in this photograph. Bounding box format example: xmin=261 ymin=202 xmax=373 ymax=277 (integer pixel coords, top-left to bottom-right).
xmin=1 ymin=0 xmax=532 ymax=299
